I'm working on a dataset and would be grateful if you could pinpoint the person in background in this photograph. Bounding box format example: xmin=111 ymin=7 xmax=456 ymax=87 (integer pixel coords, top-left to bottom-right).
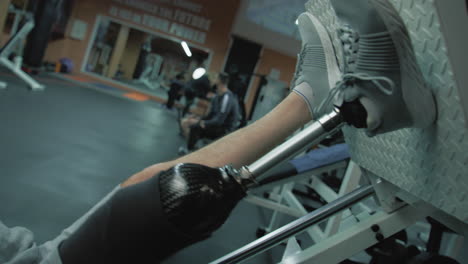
xmin=181 ymin=70 xmax=211 ymax=117
xmin=165 ymin=72 xmax=185 ymax=110
xmin=228 ymin=69 xmax=248 ymax=128
xmin=178 ymin=72 xmax=240 ymax=154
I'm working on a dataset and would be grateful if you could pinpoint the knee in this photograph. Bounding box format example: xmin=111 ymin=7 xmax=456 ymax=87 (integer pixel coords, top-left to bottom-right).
xmin=180 ymin=118 xmax=189 ymax=128
xmin=122 ymin=163 xmax=169 ymax=187
xmin=189 ymin=123 xmax=201 ymax=130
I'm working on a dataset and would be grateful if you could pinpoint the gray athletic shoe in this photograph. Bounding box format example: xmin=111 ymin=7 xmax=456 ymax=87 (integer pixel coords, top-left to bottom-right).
xmin=330 ymin=0 xmax=436 ymax=135
xmin=291 ymin=12 xmax=341 ymax=119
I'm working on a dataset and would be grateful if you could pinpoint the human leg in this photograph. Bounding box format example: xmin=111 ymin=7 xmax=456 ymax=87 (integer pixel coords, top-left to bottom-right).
xmin=3 ymin=186 xmax=120 ymax=264
xmin=187 ymin=124 xmax=203 ymax=150
xmin=202 ymin=126 xmax=227 ymax=140
xmin=166 ymin=90 xmax=176 ymax=109
xmin=182 ymin=94 xmax=195 ymax=117
xmin=180 ymin=116 xmax=200 ymax=138
xmin=58 ymin=166 xmax=245 ymax=264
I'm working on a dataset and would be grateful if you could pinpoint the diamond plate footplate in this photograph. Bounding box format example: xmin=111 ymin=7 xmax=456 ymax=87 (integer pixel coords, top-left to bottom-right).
xmin=306 ymin=0 xmax=468 ymax=222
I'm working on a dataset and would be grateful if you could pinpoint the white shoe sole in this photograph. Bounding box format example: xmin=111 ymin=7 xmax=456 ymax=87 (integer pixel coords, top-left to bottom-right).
xmin=372 ymin=0 xmax=436 ymax=128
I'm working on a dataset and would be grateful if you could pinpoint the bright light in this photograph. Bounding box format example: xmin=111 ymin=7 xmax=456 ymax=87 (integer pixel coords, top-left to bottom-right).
xmin=295 ymin=19 xmax=299 ymax=25
xmin=181 ymin=41 xmax=192 ymax=57
xmin=192 ymin=68 xmax=206 ymax=80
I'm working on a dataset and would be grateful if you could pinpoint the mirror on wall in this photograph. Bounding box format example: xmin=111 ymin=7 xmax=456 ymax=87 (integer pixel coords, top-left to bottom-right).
xmin=84 ymin=17 xmax=210 ymax=98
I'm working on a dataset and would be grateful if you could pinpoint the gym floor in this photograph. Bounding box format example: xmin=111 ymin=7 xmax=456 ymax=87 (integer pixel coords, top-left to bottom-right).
xmin=0 ymin=71 xmax=285 ymax=263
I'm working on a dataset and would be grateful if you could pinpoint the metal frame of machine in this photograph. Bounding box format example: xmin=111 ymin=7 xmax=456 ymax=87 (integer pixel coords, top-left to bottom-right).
xmin=0 ymin=6 xmax=44 ymax=91
xmin=208 ymin=0 xmax=468 ymax=262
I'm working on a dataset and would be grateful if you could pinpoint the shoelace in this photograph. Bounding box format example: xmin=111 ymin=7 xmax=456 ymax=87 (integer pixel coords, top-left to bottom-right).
xmin=290 ymin=48 xmax=306 ymax=88
xmin=314 ymin=72 xmax=395 ymax=117
xmin=338 ymin=25 xmax=359 ymax=73
xmin=313 ymin=24 xmax=394 ymax=117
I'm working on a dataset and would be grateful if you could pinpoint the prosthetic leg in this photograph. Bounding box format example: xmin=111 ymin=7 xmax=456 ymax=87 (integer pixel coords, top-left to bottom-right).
xmin=57 ymin=101 xmax=366 ymax=263
xmin=59 ymin=0 xmax=467 ymax=262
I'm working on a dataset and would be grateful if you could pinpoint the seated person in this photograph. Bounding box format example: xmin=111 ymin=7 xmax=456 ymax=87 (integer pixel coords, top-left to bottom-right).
xmin=181 ymin=71 xmax=211 ymax=117
xmin=179 ymin=72 xmax=240 ymax=154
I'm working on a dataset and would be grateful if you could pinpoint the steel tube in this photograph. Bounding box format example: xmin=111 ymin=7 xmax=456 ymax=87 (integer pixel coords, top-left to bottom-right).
xmin=209 ymin=185 xmax=375 ymax=264
xmin=247 ymin=108 xmax=344 ymax=179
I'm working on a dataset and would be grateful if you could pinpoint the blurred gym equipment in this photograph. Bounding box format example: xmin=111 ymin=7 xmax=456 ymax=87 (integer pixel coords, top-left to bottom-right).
xmin=0 ymin=4 xmax=44 ymax=90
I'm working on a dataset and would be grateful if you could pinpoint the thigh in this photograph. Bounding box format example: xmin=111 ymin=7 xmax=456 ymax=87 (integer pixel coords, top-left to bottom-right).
xmin=187 ymin=117 xmax=200 ymax=126
xmin=181 ymin=117 xmax=198 ymax=127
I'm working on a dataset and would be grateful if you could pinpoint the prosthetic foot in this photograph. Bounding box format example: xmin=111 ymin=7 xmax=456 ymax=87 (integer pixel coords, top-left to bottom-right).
xmin=330 ymin=0 xmax=437 ymax=135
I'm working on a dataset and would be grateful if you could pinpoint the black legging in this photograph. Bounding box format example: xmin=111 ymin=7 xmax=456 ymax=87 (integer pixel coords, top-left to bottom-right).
xmin=182 ymin=92 xmax=195 ymax=117
xmin=187 ymin=124 xmax=226 ymax=150
xmin=58 ymin=175 xmax=198 ymax=263
xmin=58 ymin=164 xmax=245 ymax=264
xmin=166 ymin=90 xmax=180 ymax=109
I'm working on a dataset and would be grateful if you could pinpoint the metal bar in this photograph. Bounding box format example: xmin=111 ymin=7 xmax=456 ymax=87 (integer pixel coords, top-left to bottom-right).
xmin=11 ymin=10 xmax=21 ymax=37
xmin=0 ymin=57 xmax=44 ymax=90
xmin=247 ymin=108 xmax=344 ymax=179
xmin=209 ymin=185 xmax=375 ymax=264
xmin=243 ymin=196 xmax=304 ymax=218
xmin=325 ymin=161 xmax=362 ymax=237
xmin=0 ymin=21 xmax=34 ymax=57
xmin=254 ymin=160 xmax=347 ymax=191
xmin=284 ymin=203 xmax=430 ymax=264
